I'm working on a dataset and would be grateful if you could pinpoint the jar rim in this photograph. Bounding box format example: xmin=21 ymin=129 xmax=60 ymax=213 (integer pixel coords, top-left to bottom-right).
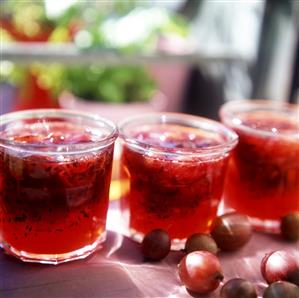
xmin=219 ymin=99 xmax=299 ymax=138
xmin=118 ymin=112 xmax=238 ymax=157
xmin=0 ymin=109 xmax=118 ymax=154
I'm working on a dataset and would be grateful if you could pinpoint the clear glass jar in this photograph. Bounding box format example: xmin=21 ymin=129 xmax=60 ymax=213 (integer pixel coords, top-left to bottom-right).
xmin=220 ymin=100 xmax=299 ymax=232
xmin=0 ymin=109 xmax=118 ymax=264
xmin=118 ymin=113 xmax=238 ymax=249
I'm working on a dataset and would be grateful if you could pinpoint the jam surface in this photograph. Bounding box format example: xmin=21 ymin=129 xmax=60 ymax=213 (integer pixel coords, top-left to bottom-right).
xmin=234 ymin=111 xmax=299 ymax=134
xmin=120 ymin=124 xmax=230 ymax=240
xmin=1 ymin=121 xmax=106 ymax=145
xmin=224 ymin=113 xmax=299 ymax=221
xmin=131 ymin=124 xmax=223 ymax=150
xmin=0 ymin=121 xmax=113 ymax=255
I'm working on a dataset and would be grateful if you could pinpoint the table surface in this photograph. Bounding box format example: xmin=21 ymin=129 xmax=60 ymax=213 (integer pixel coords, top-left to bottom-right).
xmin=1 ymin=202 xmax=299 ymax=298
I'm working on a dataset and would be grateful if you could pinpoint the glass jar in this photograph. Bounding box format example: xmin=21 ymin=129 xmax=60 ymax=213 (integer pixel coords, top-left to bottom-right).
xmin=118 ymin=113 xmax=238 ymax=248
xmin=0 ymin=109 xmax=118 ymax=264
xmin=220 ymin=100 xmax=299 ymax=232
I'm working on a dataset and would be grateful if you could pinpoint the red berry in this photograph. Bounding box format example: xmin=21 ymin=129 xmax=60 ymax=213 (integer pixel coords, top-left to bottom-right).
xmin=220 ymin=278 xmax=257 ymax=298
xmin=141 ymin=229 xmax=171 ymax=261
xmin=263 ymin=281 xmax=299 ymax=298
xmin=287 ymin=268 xmax=299 ymax=286
xmin=281 ymin=212 xmax=299 ymax=241
xmin=211 ymin=212 xmax=252 ymax=251
xmin=261 ymin=251 xmax=299 ymax=284
xmin=184 ymin=233 xmax=218 ymax=255
xmin=178 ymin=251 xmax=223 ymax=294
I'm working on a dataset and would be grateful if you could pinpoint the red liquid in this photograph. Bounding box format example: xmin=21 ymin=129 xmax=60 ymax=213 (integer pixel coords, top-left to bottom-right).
xmin=223 ymin=114 xmax=299 ymax=221
xmin=120 ymin=125 xmax=230 ymax=240
xmin=0 ymin=122 xmax=113 ymax=255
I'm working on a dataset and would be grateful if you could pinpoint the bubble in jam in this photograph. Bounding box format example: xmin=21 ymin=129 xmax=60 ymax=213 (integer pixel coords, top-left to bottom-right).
xmin=0 ymin=120 xmax=114 ymax=259
xmin=120 ymin=123 xmax=235 ymax=244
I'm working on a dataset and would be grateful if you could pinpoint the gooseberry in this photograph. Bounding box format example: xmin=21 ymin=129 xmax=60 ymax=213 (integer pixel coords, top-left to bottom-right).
xmin=263 ymin=281 xmax=299 ymax=298
xmin=287 ymin=268 xmax=299 ymax=286
xmin=211 ymin=212 xmax=252 ymax=251
xmin=184 ymin=233 xmax=218 ymax=255
xmin=261 ymin=251 xmax=298 ymax=284
xmin=281 ymin=212 xmax=299 ymax=242
xmin=178 ymin=251 xmax=223 ymax=294
xmin=141 ymin=229 xmax=171 ymax=261
xmin=220 ymin=278 xmax=257 ymax=298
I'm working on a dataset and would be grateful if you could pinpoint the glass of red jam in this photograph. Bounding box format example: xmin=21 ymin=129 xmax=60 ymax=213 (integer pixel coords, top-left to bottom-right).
xmin=0 ymin=109 xmax=118 ymax=264
xmin=118 ymin=113 xmax=238 ymax=248
xmin=220 ymin=100 xmax=299 ymax=232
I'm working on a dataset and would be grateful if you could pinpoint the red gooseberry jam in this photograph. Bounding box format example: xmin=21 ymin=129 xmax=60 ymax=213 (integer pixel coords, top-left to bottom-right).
xmin=0 ymin=110 xmax=117 ymax=264
xmin=220 ymin=100 xmax=299 ymax=232
xmin=118 ymin=114 xmax=238 ymax=247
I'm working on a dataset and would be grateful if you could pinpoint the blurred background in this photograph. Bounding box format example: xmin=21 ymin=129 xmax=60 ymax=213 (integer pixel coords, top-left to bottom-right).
xmin=1 ymin=0 xmax=299 ymax=121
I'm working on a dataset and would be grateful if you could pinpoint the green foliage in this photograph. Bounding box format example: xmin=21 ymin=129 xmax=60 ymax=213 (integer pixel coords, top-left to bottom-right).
xmin=64 ymin=65 xmax=156 ymax=103
xmin=1 ymin=0 xmax=189 ymax=103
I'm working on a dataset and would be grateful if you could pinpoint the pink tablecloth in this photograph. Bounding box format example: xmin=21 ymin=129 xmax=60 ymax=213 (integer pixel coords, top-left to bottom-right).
xmin=1 ymin=202 xmax=299 ymax=298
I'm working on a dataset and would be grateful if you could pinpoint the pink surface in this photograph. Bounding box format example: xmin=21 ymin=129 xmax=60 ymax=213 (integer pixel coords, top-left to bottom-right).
xmin=1 ymin=202 xmax=299 ymax=298
xmin=58 ymin=91 xmax=168 ymax=123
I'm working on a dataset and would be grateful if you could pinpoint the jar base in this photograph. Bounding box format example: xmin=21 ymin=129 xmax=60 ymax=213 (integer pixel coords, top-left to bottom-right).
xmin=1 ymin=232 xmax=106 ymax=264
xmin=129 ymin=228 xmax=186 ymax=250
xmin=221 ymin=202 xmax=281 ymax=234
xmin=249 ymin=216 xmax=280 ymax=234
